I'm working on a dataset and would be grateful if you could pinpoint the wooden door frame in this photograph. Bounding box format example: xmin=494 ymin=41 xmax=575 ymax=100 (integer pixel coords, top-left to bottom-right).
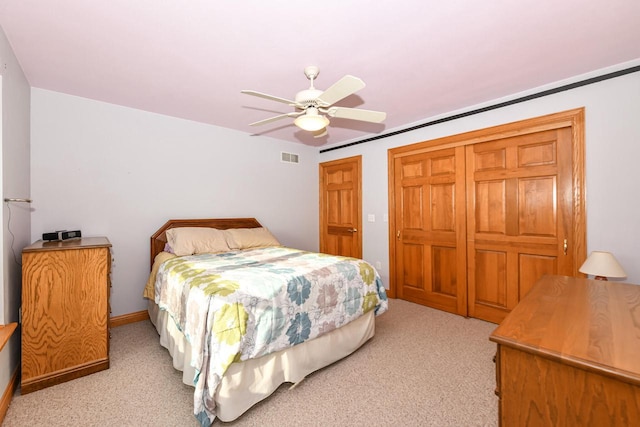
xmin=319 ymin=155 xmax=363 ymax=257
xmin=387 ymin=108 xmax=586 ymax=299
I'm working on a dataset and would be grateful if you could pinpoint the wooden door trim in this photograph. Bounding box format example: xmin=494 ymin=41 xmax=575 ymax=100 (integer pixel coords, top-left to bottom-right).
xmin=319 ymin=155 xmax=362 ymax=256
xmin=387 ymin=108 xmax=586 ymax=300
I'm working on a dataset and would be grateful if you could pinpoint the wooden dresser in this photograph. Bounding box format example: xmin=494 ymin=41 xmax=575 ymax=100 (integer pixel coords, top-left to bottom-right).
xmin=21 ymin=237 xmax=112 ymax=394
xmin=490 ymin=275 xmax=640 ymax=426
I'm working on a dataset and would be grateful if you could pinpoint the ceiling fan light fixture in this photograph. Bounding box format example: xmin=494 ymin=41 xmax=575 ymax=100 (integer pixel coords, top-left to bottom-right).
xmin=242 ymin=66 xmax=386 ymax=134
xmin=294 ymin=113 xmax=330 ymax=131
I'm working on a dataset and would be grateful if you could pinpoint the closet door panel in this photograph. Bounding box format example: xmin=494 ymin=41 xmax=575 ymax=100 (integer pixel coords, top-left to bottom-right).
xmin=401 ymin=243 xmax=426 ymax=293
xmin=431 ymin=183 xmax=455 ymax=231
xmin=519 ymin=254 xmax=557 ymax=298
xmin=474 ymin=249 xmax=508 ymax=307
xmin=518 ymin=176 xmax=556 ymax=237
xmin=432 ymin=246 xmax=458 ymax=296
xmin=394 ymin=147 xmax=467 ymax=315
xmin=467 ymin=129 xmax=574 ymax=323
xmin=475 ymin=180 xmax=507 ymax=234
xmin=402 ymin=185 xmax=424 ymax=229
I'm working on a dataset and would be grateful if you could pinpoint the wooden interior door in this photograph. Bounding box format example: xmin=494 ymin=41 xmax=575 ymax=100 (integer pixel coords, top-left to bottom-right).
xmin=466 ymin=128 xmax=574 ymax=323
xmin=392 ymin=147 xmax=467 ymax=315
xmin=319 ymin=156 xmax=362 ymax=258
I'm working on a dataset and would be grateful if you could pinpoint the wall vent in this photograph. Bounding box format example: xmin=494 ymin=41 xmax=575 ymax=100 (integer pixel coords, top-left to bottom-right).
xmin=281 ymin=152 xmax=299 ymax=164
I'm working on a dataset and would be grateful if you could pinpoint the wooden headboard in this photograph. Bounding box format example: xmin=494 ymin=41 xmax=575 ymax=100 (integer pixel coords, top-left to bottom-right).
xmin=150 ymin=217 xmax=262 ymax=268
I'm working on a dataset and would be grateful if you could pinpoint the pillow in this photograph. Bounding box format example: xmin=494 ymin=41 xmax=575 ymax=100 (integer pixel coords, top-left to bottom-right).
xmin=165 ymin=227 xmax=231 ymax=256
xmin=224 ymin=227 xmax=281 ymax=250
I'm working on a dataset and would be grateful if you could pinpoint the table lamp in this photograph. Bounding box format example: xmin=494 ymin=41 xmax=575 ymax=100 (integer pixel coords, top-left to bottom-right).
xmin=578 ymin=251 xmax=627 ymax=281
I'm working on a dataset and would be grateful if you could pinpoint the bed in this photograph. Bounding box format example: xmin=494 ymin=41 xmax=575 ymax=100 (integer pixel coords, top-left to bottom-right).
xmin=143 ymin=218 xmax=388 ymax=426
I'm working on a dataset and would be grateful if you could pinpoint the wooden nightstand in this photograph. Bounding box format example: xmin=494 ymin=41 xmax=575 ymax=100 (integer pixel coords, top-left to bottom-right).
xmin=21 ymin=237 xmax=112 ymax=394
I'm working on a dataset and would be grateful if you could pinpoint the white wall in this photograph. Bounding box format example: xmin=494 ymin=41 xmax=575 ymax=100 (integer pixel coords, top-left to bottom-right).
xmin=0 ymin=24 xmax=31 ymax=401
xmin=320 ymin=60 xmax=640 ymax=287
xmin=30 ymin=90 xmax=320 ymax=316
xmin=29 ymin=59 xmax=640 ymax=321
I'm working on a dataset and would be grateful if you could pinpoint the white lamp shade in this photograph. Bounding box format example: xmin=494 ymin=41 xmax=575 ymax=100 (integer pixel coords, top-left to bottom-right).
xmin=579 ymin=251 xmax=627 ymax=279
xmin=294 ymin=109 xmax=330 ymax=131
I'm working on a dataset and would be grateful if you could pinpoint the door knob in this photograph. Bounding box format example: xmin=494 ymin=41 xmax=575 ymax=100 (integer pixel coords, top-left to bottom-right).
xmin=348 ymin=228 xmax=357 ymax=233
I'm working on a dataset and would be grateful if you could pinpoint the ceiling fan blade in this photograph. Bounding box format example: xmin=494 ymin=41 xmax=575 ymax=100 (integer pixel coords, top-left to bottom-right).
xmin=241 ymin=90 xmax=298 ymax=106
xmin=249 ymin=111 xmax=303 ymax=126
xmin=313 ymin=128 xmax=328 ymax=138
xmin=315 ymin=75 xmax=365 ymax=107
xmin=325 ymin=107 xmax=386 ymax=123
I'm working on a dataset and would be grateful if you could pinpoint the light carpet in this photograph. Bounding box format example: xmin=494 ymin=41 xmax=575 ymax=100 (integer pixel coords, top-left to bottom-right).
xmin=3 ymin=299 xmax=498 ymax=426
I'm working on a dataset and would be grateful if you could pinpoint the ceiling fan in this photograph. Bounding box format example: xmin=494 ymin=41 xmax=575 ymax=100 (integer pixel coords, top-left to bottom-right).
xmin=241 ymin=66 xmax=386 ymax=137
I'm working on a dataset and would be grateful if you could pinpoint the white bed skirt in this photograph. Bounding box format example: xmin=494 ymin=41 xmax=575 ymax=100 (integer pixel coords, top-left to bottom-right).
xmin=148 ymin=300 xmax=375 ymax=422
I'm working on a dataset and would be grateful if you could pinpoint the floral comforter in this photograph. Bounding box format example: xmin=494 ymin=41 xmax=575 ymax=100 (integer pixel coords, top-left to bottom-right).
xmin=154 ymin=246 xmax=388 ymax=426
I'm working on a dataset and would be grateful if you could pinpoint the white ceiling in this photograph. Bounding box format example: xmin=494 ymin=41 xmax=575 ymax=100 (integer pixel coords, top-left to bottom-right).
xmin=1 ymin=1 xmax=639 ymax=147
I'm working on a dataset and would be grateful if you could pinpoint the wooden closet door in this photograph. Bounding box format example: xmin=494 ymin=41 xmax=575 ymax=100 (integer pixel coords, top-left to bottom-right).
xmin=393 ymin=146 xmax=467 ymax=315
xmin=466 ymin=128 xmax=574 ymax=323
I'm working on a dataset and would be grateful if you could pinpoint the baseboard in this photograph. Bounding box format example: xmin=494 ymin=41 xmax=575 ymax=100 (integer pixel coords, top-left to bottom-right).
xmin=110 ymin=310 xmax=149 ymax=328
xmin=21 ymin=358 xmax=109 ymax=395
xmin=0 ymin=366 xmax=18 ymax=424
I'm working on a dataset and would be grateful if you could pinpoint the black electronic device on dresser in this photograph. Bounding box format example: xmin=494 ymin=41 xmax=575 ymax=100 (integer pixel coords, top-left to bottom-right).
xmin=42 ymin=230 xmax=82 ymax=241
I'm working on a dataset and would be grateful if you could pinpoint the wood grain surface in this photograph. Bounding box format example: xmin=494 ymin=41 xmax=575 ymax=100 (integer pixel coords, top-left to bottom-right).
xmin=490 ymin=275 xmax=640 ymax=426
xmin=21 ymin=238 xmax=111 ymax=393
